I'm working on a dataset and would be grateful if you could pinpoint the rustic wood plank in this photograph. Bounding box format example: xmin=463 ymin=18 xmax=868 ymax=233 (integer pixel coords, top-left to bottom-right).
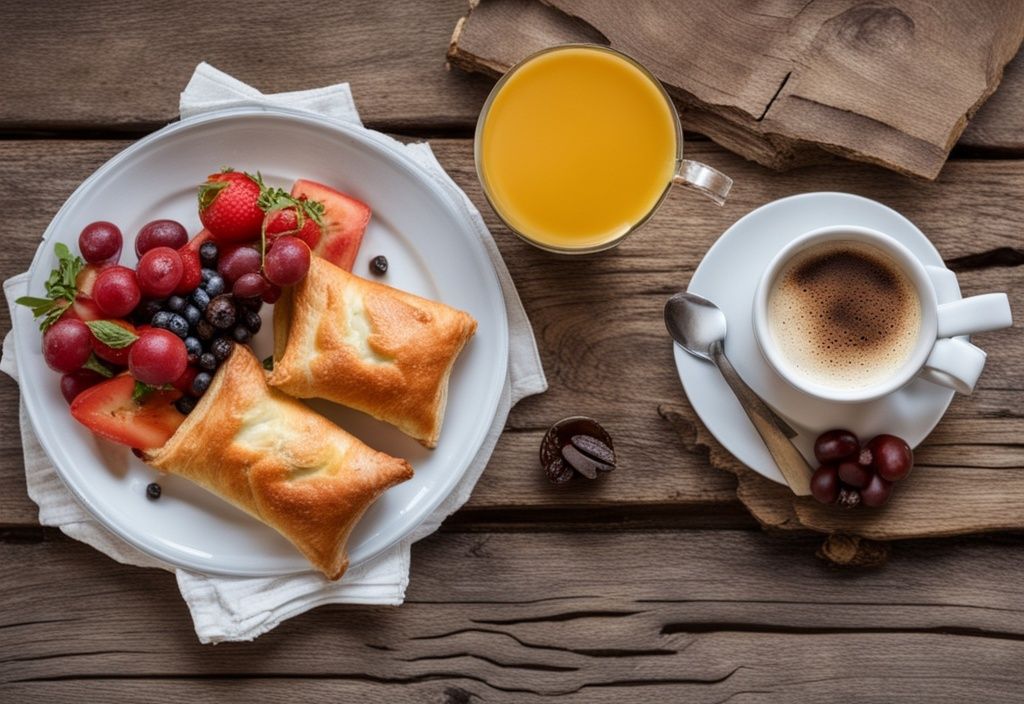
xmin=0 ymin=139 xmax=1021 ymax=530
xmin=0 ymin=0 xmax=493 ymax=133
xmin=449 ymin=0 xmax=1024 ymax=178
xmin=960 ymin=53 xmax=1024 ymax=153
xmin=2 ymin=529 xmax=1024 ymax=701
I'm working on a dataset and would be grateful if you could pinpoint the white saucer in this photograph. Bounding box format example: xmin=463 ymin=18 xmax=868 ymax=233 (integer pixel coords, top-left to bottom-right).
xmin=673 ymin=192 xmax=962 ymax=485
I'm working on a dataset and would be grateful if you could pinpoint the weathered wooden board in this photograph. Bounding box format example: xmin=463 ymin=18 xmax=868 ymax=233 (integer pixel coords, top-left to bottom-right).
xmin=449 ymin=0 xmax=1024 ymax=179
xmin=0 ymin=139 xmax=1021 ymax=538
xmin=2 ymin=529 xmax=1023 ymax=701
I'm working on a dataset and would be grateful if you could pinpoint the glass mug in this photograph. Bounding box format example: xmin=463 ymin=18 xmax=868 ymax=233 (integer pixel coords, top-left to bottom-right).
xmin=475 ymin=44 xmax=732 ymax=254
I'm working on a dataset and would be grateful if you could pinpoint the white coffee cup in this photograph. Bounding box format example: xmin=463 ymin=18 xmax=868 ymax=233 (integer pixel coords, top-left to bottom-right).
xmin=752 ymin=226 xmax=1012 ymax=403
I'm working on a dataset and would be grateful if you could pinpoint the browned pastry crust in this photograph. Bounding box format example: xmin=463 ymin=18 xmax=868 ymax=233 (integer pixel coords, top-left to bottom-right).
xmin=268 ymin=257 xmax=477 ymax=448
xmin=144 ymin=346 xmax=413 ymax=580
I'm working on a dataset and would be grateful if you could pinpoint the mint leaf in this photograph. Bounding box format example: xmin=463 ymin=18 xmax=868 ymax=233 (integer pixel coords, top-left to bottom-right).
xmin=86 ymin=320 xmax=138 ymax=349
xmin=132 ymin=380 xmax=172 ymax=403
xmin=19 ymin=243 xmax=85 ymax=331
xmin=82 ymin=354 xmax=113 ymax=378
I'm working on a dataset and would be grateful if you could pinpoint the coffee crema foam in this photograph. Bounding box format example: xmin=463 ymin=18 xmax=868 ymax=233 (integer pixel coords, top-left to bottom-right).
xmin=767 ymin=241 xmax=922 ymax=389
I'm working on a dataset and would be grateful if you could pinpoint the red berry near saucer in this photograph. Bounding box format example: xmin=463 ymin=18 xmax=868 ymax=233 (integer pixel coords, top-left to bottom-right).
xmin=129 ymin=328 xmax=187 ymax=385
xmin=867 ymin=434 xmax=913 ymax=481
xmin=198 ymin=170 xmax=265 ymax=244
xmin=861 ymin=473 xmax=894 ymax=507
xmin=137 ymin=246 xmax=184 ymax=298
xmin=78 ymin=221 xmax=122 ymax=264
xmin=813 ymin=428 xmax=859 ymax=464
xmin=42 ymin=318 xmax=92 ymax=372
xmin=810 ymin=465 xmax=840 ymax=504
xmin=93 ymin=266 xmax=141 ymax=318
xmin=837 ymin=459 xmax=872 ymax=489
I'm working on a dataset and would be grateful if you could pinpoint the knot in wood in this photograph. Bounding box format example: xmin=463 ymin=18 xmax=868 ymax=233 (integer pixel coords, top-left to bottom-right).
xmin=834 ymin=4 xmax=916 ymax=52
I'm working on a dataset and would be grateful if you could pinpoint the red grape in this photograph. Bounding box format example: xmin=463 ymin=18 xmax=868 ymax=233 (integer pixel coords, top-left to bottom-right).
xmin=78 ymin=222 xmax=122 ymax=264
xmin=43 ymin=318 xmax=93 ymax=372
xmin=810 ymin=464 xmax=840 ymax=504
xmin=262 ymin=282 xmax=282 ymax=304
xmin=232 ymin=272 xmax=268 ymax=299
xmin=861 ymin=473 xmax=894 ymax=507
xmin=91 ymin=318 xmax=136 ymax=367
xmin=128 ymin=329 xmax=187 ymax=385
xmin=217 ymin=245 xmax=261 ymax=284
xmin=837 ymin=459 xmax=872 ymax=489
xmin=60 ymin=368 xmax=106 ymax=403
xmin=93 ymin=266 xmax=141 ymax=318
xmin=136 ymin=220 xmax=188 ymax=257
xmin=813 ymin=429 xmax=859 ymax=464
xmin=136 ymin=246 xmax=184 ymax=298
xmin=264 ymin=236 xmax=310 ymax=286
xmin=867 ymin=434 xmax=913 ymax=481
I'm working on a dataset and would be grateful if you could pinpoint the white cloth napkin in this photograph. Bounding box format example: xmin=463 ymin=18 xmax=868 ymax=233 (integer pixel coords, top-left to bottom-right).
xmin=1 ymin=63 xmax=546 ymax=643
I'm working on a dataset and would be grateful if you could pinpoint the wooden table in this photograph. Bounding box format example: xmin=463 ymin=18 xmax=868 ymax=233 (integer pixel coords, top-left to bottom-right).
xmin=2 ymin=2 xmax=1022 ymax=701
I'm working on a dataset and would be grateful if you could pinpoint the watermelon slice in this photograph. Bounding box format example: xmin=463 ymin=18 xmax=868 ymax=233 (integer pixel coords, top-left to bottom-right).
xmin=290 ymin=180 xmax=370 ymax=272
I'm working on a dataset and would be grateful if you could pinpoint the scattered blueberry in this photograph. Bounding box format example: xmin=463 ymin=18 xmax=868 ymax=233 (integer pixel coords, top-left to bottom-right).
xmin=199 ymin=241 xmax=219 ymax=268
xmin=191 ymin=287 xmax=211 ymax=311
xmin=151 ymin=311 xmax=173 ymax=330
xmin=211 ymin=337 xmax=234 ymax=361
xmin=167 ymin=314 xmax=189 ymax=339
xmin=146 ymin=482 xmax=162 ymax=500
xmin=184 ymin=336 xmax=203 ymax=363
xmin=191 ymin=371 xmax=212 ymax=396
xmin=175 ymin=396 xmax=197 ymax=415
xmin=183 ymin=304 xmax=201 ymax=327
xmin=370 ymin=255 xmax=388 ymax=275
xmin=195 ymin=319 xmax=216 ymax=341
xmin=232 ymin=325 xmax=252 ymax=343
xmin=206 ymin=295 xmax=237 ymax=329
xmin=241 ymin=308 xmax=262 ymax=334
xmin=166 ymin=295 xmax=186 ymax=312
xmin=204 ymin=274 xmax=226 ymax=297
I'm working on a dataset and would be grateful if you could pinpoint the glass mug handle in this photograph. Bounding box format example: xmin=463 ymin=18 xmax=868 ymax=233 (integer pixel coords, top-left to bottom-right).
xmin=673 ymin=160 xmax=733 ymax=205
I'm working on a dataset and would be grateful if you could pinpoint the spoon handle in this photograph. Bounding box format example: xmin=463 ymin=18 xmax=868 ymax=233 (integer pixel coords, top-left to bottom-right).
xmin=710 ymin=340 xmax=813 ymax=496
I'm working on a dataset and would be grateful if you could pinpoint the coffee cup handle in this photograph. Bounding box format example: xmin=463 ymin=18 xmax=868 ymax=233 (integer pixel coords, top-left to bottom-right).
xmin=934 ymin=293 xmax=1012 ymax=338
xmin=919 ymin=338 xmax=987 ymax=394
xmin=673 ymin=160 xmax=733 ymax=206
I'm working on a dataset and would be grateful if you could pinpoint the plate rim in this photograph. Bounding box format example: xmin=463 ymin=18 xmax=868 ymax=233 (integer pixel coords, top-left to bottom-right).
xmin=15 ymin=106 xmax=510 ymax=576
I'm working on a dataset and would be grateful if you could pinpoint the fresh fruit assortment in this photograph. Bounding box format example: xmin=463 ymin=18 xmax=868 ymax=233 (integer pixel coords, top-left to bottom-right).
xmin=810 ymin=429 xmax=914 ymax=508
xmin=18 ymin=168 xmax=370 ymax=452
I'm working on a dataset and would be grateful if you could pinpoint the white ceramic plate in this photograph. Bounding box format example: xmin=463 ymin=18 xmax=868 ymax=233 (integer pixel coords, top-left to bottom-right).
xmin=674 ymin=193 xmax=962 ymax=484
xmin=16 ymin=107 xmax=509 ymax=576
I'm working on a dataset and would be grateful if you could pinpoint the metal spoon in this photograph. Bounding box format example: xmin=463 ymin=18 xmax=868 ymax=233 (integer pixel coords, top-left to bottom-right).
xmin=665 ymin=291 xmax=813 ymax=496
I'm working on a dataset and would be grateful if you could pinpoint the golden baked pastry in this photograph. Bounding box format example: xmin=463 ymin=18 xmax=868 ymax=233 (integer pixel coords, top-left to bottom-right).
xmin=268 ymin=257 xmax=477 ymax=448
xmin=144 ymin=345 xmax=413 ymax=580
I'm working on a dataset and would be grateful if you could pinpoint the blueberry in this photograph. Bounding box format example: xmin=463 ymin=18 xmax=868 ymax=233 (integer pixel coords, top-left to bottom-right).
xmin=135 ymin=299 xmax=164 ymax=324
xmin=238 ymin=297 xmax=263 ymax=312
xmin=146 ymin=482 xmax=161 ymax=500
xmin=191 ymin=371 xmax=212 ymax=396
xmin=195 ymin=319 xmax=216 ymax=341
xmin=205 ymin=295 xmax=237 ymax=329
xmin=201 ymin=268 xmax=217 ymax=283
xmin=199 ymin=352 xmax=217 ymax=371
xmin=167 ymin=314 xmax=189 ymax=338
xmin=232 ymin=325 xmax=252 ymax=343
xmin=166 ymin=295 xmax=186 ymax=312
xmin=199 ymin=241 xmax=219 ymax=268
xmin=191 ymin=287 xmax=210 ymax=311
xmin=184 ymin=336 xmax=203 ymax=363
xmin=175 ymin=396 xmax=197 ymax=415
xmin=241 ymin=306 xmax=262 ymax=333
xmin=211 ymin=337 xmax=234 ymax=361
xmin=370 ymin=255 xmax=388 ymax=275
xmin=151 ymin=311 xmax=173 ymax=330
xmin=204 ymin=274 xmax=226 ymax=297
xmin=183 ymin=304 xmax=201 ymax=327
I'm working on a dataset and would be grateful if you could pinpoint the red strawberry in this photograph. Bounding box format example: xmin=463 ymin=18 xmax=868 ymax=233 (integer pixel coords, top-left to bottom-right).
xmin=175 ymin=245 xmax=202 ymax=294
xmin=198 ymin=170 xmax=265 ymax=244
xmin=262 ymin=197 xmax=324 ymax=251
xmin=90 ymin=318 xmax=138 ymax=368
xmin=70 ymin=373 xmax=184 ymax=450
xmin=290 ymin=180 xmax=370 ymax=272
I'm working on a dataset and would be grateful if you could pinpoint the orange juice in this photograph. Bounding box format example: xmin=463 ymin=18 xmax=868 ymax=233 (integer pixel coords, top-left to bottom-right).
xmin=477 ymin=45 xmax=679 ymax=251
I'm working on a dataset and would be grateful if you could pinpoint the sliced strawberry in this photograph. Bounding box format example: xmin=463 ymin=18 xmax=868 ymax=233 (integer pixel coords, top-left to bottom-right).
xmin=61 ymin=297 xmax=104 ymax=323
xmin=290 ymin=180 xmax=370 ymax=272
xmin=90 ymin=318 xmax=137 ymax=367
xmin=70 ymin=374 xmax=184 ymax=450
xmin=175 ymin=246 xmax=202 ymax=294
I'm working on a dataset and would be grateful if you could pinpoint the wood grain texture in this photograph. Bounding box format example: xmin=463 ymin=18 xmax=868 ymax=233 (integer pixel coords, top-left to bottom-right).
xmin=449 ymin=0 xmax=1024 ymax=178
xmin=0 ymin=0 xmax=493 ymax=133
xmin=2 ymin=529 xmax=1024 ymax=701
xmin=0 ymin=139 xmax=1021 ymax=533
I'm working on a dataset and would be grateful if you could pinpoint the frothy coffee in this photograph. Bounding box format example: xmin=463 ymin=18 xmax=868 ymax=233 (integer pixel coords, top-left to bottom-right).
xmin=767 ymin=241 xmax=922 ymax=389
